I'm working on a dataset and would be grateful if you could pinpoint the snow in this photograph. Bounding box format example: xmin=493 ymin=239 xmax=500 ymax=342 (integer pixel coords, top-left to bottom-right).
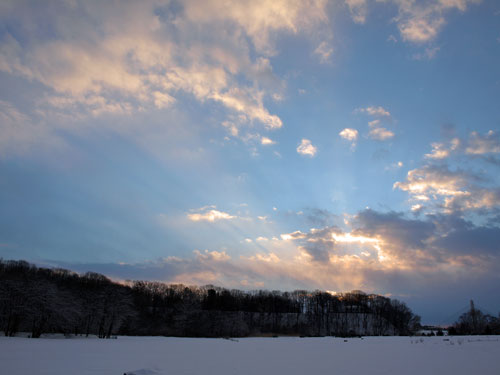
xmin=1 ymin=335 xmax=499 ymax=375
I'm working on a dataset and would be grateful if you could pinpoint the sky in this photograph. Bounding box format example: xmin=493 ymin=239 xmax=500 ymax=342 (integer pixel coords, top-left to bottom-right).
xmin=1 ymin=0 xmax=500 ymax=324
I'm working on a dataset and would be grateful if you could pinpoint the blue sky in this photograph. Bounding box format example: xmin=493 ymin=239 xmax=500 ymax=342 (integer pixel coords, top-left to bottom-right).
xmin=1 ymin=0 xmax=500 ymax=323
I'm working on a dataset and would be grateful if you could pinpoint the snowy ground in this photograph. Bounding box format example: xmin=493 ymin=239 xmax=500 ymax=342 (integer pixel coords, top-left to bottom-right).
xmin=1 ymin=335 xmax=499 ymax=375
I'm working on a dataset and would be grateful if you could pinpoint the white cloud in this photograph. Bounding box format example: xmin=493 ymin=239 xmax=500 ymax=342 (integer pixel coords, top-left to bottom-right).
xmin=314 ymin=41 xmax=334 ymax=63
xmin=398 ymin=16 xmax=445 ymax=43
xmin=345 ymin=0 xmax=368 ymax=24
xmin=0 ymin=0 xmax=330 ymax=151
xmin=368 ymin=127 xmax=394 ymax=141
xmin=359 ymin=107 xmax=396 ymax=141
xmin=411 ymin=204 xmax=423 ymax=212
xmin=181 ymin=0 xmax=328 ymax=56
xmin=153 ymin=91 xmax=176 ymax=109
xmin=466 ymin=130 xmax=500 ymax=155
xmin=339 ymin=128 xmax=359 ymax=142
xmin=261 ymin=136 xmax=276 ymax=146
xmin=357 ymin=106 xmax=391 ymax=117
xmin=394 ymin=163 xmax=500 ymax=213
xmin=281 ymin=230 xmax=307 ymax=240
xmin=296 ymin=139 xmax=317 ymax=157
xmin=188 ymin=206 xmax=237 ymax=222
xmin=385 ymin=161 xmax=404 ymax=171
xmin=425 ymin=142 xmax=450 ymax=159
xmin=209 ymin=89 xmax=283 ymax=130
xmin=391 ymin=0 xmax=480 ymax=44
xmin=248 ymin=252 xmax=280 ymax=263
xmin=424 ymin=137 xmax=461 ymax=159
xmin=194 ymin=249 xmax=231 ymax=261
xmin=394 ymin=165 xmax=468 ymax=199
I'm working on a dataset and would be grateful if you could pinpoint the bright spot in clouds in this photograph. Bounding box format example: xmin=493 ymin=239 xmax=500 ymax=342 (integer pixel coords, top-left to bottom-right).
xmin=0 ymin=0 xmax=497 ymax=324
xmin=188 ymin=207 xmax=236 ymax=222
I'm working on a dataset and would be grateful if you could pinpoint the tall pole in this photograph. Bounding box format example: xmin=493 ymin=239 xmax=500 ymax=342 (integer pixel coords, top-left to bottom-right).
xmin=470 ymin=300 xmax=477 ymax=333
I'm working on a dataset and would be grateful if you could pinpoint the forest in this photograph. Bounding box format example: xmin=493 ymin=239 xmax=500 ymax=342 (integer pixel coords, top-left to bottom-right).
xmin=0 ymin=259 xmax=431 ymax=338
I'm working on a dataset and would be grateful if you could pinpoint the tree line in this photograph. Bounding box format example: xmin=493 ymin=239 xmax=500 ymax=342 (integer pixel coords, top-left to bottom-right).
xmin=0 ymin=259 xmax=421 ymax=338
xmin=448 ymin=301 xmax=500 ymax=335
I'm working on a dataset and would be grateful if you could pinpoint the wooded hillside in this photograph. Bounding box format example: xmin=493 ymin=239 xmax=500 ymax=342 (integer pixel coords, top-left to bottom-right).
xmin=0 ymin=259 xmax=421 ymax=338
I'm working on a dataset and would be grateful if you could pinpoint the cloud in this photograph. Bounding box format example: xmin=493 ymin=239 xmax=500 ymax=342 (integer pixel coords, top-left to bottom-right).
xmin=296 ymin=138 xmax=317 ymax=157
xmin=343 ymin=0 xmax=479 ymax=46
xmin=368 ymin=127 xmax=394 ymax=141
xmin=187 ymin=206 xmax=237 ymax=222
xmin=394 ymin=163 xmax=500 ymax=213
xmin=422 ymin=131 xmax=500 ymax=162
xmin=398 ymin=16 xmax=445 ymax=43
xmin=209 ymin=88 xmax=283 ymax=130
xmin=412 ymin=46 xmax=440 ymax=60
xmin=0 ymin=100 xmax=66 ymax=156
xmin=354 ymin=209 xmax=435 ymax=255
xmin=43 ymin=205 xmax=500 ymax=319
xmin=385 ymin=161 xmax=404 ymax=171
xmin=394 ymin=129 xmax=500 ymax=215
xmin=0 ymin=0 xmax=330 ymax=152
xmin=181 ymin=0 xmax=329 ymax=56
xmin=194 ymin=249 xmax=231 ymax=261
xmin=356 ymin=106 xmax=391 ymax=117
xmin=356 ymin=105 xmax=396 ymax=140
xmin=394 ymin=165 xmax=471 ymax=199
xmin=281 ymin=230 xmax=307 ymax=241
xmin=391 ymin=0 xmax=480 ymax=44
xmin=424 ymin=140 xmax=459 ymax=159
xmin=314 ymin=41 xmax=334 ymax=63
xmin=261 ymin=136 xmax=276 ymax=146
xmin=345 ymin=0 xmax=368 ymax=24
xmin=246 ymin=252 xmax=280 ymax=263
xmin=432 ymin=223 xmax=500 ymax=256
xmin=339 ymin=128 xmax=359 ymax=142
xmin=465 ymin=130 xmax=500 ymax=155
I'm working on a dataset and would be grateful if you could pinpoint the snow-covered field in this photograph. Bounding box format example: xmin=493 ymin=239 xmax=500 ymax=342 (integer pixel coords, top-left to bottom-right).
xmin=1 ymin=335 xmax=499 ymax=375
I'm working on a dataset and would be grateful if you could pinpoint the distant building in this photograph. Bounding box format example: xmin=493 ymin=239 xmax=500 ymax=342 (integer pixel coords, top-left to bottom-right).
xmin=417 ymin=326 xmax=448 ymax=336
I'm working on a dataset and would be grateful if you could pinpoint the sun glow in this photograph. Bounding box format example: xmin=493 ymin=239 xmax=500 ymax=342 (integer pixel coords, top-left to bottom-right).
xmin=332 ymin=232 xmax=379 ymax=245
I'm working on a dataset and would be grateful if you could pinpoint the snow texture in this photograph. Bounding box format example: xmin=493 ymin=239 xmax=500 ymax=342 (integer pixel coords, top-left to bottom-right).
xmin=1 ymin=335 xmax=499 ymax=375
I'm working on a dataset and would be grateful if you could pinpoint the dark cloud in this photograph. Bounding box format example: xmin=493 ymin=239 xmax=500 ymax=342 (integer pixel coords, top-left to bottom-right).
xmin=43 ymin=259 xmax=182 ymax=282
xmin=434 ymin=225 xmax=500 ymax=256
xmin=354 ymin=209 xmax=435 ymax=250
xmin=298 ymin=227 xmax=340 ymax=262
xmin=303 ymin=207 xmax=338 ymax=227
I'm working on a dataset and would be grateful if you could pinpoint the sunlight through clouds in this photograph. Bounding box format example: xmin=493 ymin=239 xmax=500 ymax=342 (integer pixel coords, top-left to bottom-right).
xmin=188 ymin=207 xmax=237 ymax=222
xmin=0 ymin=0 xmax=498 ymax=325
